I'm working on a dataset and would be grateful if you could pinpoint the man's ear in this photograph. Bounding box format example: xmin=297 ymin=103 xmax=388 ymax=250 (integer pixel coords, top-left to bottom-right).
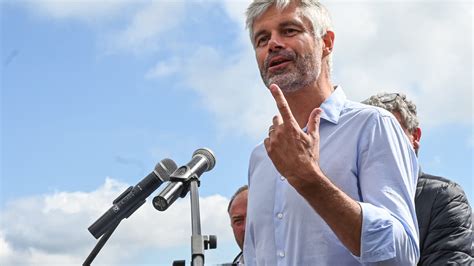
xmin=412 ymin=127 xmax=422 ymax=152
xmin=322 ymin=30 xmax=335 ymax=57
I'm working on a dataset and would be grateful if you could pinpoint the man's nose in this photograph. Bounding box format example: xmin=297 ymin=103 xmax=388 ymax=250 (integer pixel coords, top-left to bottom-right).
xmin=268 ymin=34 xmax=284 ymax=52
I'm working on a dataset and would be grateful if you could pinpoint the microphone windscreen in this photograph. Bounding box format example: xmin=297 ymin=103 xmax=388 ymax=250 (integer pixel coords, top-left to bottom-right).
xmin=193 ymin=148 xmax=216 ymax=171
xmin=155 ymin=158 xmax=178 ymax=181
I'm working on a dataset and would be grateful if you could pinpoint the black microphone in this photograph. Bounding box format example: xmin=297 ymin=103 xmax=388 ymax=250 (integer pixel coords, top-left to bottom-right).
xmin=88 ymin=158 xmax=177 ymax=239
xmin=153 ymin=148 xmax=216 ymax=211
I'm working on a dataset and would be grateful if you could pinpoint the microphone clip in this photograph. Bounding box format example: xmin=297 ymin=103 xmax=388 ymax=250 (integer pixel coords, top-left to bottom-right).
xmin=170 ymin=165 xmax=201 ymax=198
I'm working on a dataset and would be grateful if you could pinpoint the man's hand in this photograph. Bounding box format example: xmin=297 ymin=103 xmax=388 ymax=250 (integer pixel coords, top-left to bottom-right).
xmin=264 ymin=84 xmax=323 ymax=191
xmin=264 ymin=84 xmax=362 ymax=256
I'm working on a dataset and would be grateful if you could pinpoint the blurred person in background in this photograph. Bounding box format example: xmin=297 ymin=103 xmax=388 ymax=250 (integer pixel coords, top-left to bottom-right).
xmin=228 ymin=185 xmax=248 ymax=265
xmin=364 ymin=92 xmax=473 ymax=265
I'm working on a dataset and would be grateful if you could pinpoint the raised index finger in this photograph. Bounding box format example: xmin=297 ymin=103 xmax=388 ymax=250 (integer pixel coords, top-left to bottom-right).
xmin=269 ymin=84 xmax=297 ymax=124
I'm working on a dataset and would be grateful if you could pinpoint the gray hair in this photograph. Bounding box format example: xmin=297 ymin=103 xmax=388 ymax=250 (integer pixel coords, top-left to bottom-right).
xmin=245 ymin=0 xmax=334 ymax=72
xmin=363 ymin=92 xmax=419 ymax=133
xmin=227 ymin=185 xmax=248 ymax=213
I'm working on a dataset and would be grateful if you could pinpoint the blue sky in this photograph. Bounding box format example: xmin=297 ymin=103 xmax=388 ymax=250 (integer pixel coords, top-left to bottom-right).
xmin=1 ymin=0 xmax=472 ymax=265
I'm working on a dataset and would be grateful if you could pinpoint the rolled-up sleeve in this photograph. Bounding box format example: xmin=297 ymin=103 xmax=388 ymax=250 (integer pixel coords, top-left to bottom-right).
xmin=354 ymin=112 xmax=420 ymax=265
xmin=356 ymin=202 xmax=419 ymax=264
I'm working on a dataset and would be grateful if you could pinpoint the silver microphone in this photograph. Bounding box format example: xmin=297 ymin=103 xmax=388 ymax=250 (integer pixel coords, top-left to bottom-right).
xmin=153 ymin=148 xmax=216 ymax=211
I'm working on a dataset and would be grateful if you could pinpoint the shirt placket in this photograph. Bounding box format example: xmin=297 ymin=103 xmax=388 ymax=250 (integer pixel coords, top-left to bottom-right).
xmin=274 ymin=173 xmax=287 ymax=265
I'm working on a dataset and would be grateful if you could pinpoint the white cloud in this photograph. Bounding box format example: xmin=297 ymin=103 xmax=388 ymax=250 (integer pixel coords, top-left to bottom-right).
xmin=0 ymin=232 xmax=14 ymax=259
xmin=144 ymin=1 xmax=277 ymax=140
xmin=222 ymin=0 xmax=251 ymax=28
xmin=16 ymin=0 xmax=187 ymax=54
xmin=179 ymin=45 xmax=276 ymax=139
xmin=327 ymin=1 xmax=472 ymax=127
xmin=20 ymin=0 xmax=136 ymax=23
xmin=17 ymin=0 xmax=472 ymax=137
xmin=145 ymin=57 xmax=182 ymax=79
xmin=109 ymin=1 xmax=186 ymax=53
xmin=0 ymin=178 xmax=233 ymax=265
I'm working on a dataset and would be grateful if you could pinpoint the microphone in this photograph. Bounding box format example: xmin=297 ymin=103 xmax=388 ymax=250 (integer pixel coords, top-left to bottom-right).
xmin=153 ymin=148 xmax=216 ymax=211
xmin=88 ymin=158 xmax=178 ymax=239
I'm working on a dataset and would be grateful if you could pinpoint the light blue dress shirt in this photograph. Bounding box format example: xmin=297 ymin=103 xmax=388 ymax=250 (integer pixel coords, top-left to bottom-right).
xmin=244 ymin=87 xmax=420 ymax=265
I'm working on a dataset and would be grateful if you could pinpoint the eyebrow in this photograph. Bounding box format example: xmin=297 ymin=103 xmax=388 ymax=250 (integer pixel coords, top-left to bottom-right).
xmin=253 ymin=20 xmax=306 ymax=43
xmin=280 ymin=20 xmax=305 ymax=29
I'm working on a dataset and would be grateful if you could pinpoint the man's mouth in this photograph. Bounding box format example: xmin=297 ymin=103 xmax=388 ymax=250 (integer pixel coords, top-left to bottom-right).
xmin=267 ymin=57 xmax=292 ymax=72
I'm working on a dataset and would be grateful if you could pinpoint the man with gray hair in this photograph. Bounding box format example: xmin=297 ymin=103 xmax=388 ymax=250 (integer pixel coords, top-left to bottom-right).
xmin=244 ymin=0 xmax=419 ymax=265
xmin=363 ymin=92 xmax=473 ymax=265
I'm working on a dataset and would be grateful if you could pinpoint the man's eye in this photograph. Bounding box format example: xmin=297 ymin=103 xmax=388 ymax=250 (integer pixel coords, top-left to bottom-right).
xmin=256 ymin=36 xmax=269 ymax=47
xmin=283 ymin=28 xmax=298 ymax=35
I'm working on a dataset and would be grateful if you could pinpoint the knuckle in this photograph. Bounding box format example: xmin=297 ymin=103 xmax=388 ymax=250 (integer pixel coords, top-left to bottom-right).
xmin=272 ymin=115 xmax=279 ymax=123
xmin=270 ymin=135 xmax=280 ymax=145
xmin=271 ymin=130 xmax=279 ymax=138
xmin=279 ymin=102 xmax=289 ymax=111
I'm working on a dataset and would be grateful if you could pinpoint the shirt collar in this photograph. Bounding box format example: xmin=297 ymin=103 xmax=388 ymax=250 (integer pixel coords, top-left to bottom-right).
xmin=319 ymin=85 xmax=346 ymax=124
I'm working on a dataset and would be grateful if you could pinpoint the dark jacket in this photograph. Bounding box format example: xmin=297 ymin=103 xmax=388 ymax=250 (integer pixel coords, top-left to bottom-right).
xmin=415 ymin=172 xmax=473 ymax=265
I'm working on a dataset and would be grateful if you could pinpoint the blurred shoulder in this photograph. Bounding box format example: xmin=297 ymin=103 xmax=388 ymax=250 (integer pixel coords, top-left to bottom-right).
xmin=419 ymin=173 xmax=469 ymax=199
xmin=342 ymin=100 xmax=397 ymax=122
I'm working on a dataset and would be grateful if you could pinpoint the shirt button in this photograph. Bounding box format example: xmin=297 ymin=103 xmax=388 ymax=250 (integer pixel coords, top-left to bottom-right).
xmin=278 ymin=251 xmax=285 ymax=258
xmin=277 ymin=212 xmax=283 ymax=219
xmin=280 ymin=176 xmax=285 ymax=181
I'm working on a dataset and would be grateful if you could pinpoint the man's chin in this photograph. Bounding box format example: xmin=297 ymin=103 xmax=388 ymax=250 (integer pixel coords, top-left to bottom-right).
xmin=266 ymin=73 xmax=287 ymax=86
xmin=266 ymin=75 xmax=299 ymax=92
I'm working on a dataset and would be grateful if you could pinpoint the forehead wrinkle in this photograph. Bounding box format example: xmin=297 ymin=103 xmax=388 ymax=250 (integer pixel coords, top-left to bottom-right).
xmin=252 ymin=8 xmax=313 ymax=42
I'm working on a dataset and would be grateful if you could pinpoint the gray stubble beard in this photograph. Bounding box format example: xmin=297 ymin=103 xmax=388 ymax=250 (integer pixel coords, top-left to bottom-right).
xmin=261 ymin=52 xmax=321 ymax=93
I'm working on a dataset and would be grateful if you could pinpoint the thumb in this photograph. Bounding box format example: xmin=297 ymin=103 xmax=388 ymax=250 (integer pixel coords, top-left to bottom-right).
xmin=306 ymin=108 xmax=323 ymax=138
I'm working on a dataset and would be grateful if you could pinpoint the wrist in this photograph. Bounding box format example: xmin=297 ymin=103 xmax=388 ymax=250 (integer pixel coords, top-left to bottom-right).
xmin=293 ymin=162 xmax=328 ymax=196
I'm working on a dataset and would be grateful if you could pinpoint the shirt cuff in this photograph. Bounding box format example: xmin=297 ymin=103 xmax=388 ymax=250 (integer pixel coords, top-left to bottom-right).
xmin=353 ymin=202 xmax=396 ymax=263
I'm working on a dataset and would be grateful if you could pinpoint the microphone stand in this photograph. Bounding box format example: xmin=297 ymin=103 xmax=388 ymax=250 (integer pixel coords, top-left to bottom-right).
xmin=172 ymin=176 xmax=216 ymax=266
xmin=190 ymin=179 xmax=205 ymax=266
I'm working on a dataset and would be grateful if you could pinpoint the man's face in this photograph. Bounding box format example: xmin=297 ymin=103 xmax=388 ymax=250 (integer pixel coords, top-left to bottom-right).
xmin=229 ymin=190 xmax=248 ymax=250
xmin=393 ymin=112 xmax=412 ymax=140
xmin=392 ymin=111 xmax=421 ymax=154
xmin=251 ymin=3 xmax=323 ymax=93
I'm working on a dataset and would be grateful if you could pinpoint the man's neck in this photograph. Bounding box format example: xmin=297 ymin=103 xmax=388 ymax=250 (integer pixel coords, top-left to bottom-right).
xmin=284 ymin=78 xmax=334 ymax=128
